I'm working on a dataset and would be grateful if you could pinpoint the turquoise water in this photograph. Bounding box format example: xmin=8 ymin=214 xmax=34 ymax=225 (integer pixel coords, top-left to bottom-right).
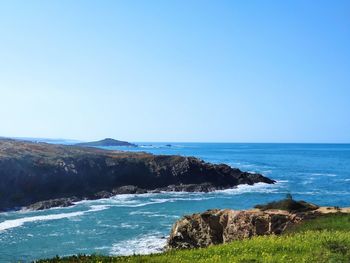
xmin=0 ymin=143 xmax=350 ymax=262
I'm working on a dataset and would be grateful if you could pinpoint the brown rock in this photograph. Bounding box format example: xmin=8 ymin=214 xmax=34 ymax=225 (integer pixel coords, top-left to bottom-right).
xmin=167 ymin=209 xmax=302 ymax=249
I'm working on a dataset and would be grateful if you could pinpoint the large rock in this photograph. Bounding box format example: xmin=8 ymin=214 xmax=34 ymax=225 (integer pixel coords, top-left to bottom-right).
xmin=25 ymin=197 xmax=78 ymax=211
xmin=167 ymin=209 xmax=302 ymax=249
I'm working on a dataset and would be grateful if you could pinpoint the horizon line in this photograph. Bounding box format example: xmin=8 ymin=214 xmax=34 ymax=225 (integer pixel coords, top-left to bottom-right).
xmin=3 ymin=136 xmax=350 ymax=145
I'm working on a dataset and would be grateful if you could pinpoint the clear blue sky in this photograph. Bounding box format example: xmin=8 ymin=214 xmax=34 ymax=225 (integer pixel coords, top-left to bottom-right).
xmin=0 ymin=0 xmax=349 ymax=142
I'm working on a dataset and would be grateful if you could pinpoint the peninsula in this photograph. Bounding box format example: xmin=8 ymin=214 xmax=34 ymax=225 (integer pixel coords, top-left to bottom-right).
xmin=0 ymin=138 xmax=274 ymax=211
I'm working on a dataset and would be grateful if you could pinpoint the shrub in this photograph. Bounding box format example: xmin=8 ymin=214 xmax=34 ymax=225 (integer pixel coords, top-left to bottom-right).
xmin=254 ymin=196 xmax=319 ymax=212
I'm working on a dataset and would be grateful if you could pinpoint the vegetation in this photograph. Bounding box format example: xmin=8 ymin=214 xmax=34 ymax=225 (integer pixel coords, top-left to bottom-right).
xmin=37 ymin=213 xmax=350 ymax=263
xmin=254 ymin=194 xmax=319 ymax=212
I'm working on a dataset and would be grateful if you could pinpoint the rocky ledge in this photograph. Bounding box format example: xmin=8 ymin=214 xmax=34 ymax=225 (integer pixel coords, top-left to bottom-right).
xmin=25 ymin=197 xmax=79 ymax=211
xmin=166 ymin=198 xmax=349 ymax=250
xmin=0 ymin=139 xmax=274 ymax=211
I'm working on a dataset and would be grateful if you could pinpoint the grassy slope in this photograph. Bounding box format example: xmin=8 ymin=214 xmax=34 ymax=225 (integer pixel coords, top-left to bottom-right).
xmin=37 ymin=213 xmax=350 ymax=263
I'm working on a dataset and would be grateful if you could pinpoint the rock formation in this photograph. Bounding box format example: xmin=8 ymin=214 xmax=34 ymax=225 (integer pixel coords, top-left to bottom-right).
xmin=0 ymin=139 xmax=274 ymax=211
xmin=25 ymin=197 xmax=79 ymax=211
xmin=167 ymin=209 xmax=303 ymax=249
xmin=166 ymin=197 xmax=350 ymax=250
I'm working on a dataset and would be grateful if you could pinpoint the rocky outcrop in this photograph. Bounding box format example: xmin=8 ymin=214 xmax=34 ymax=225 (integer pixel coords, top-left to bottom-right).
xmin=167 ymin=209 xmax=304 ymax=249
xmin=166 ymin=200 xmax=350 ymax=250
xmin=112 ymin=185 xmax=147 ymax=195
xmin=154 ymin=183 xmax=220 ymax=193
xmin=25 ymin=197 xmax=79 ymax=211
xmin=0 ymin=138 xmax=274 ymax=211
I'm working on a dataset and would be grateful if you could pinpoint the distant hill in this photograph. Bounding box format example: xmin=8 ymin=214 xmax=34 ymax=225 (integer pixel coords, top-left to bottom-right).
xmin=75 ymin=138 xmax=137 ymax=147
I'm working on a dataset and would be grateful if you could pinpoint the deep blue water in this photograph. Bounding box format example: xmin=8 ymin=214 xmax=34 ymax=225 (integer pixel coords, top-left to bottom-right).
xmin=0 ymin=143 xmax=350 ymax=262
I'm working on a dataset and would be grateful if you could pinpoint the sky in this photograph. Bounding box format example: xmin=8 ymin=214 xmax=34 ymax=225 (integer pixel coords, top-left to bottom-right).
xmin=0 ymin=0 xmax=349 ymax=143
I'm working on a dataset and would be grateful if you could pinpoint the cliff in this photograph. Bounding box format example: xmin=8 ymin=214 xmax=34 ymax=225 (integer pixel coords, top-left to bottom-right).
xmin=0 ymin=139 xmax=274 ymax=211
xmin=167 ymin=209 xmax=301 ymax=249
xmin=166 ymin=199 xmax=348 ymax=250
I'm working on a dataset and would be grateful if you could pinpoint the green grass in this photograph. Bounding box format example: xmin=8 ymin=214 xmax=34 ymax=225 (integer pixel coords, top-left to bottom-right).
xmin=37 ymin=213 xmax=350 ymax=263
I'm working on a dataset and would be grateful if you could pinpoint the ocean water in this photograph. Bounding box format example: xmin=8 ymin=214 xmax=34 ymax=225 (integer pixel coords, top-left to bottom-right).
xmin=0 ymin=143 xmax=350 ymax=262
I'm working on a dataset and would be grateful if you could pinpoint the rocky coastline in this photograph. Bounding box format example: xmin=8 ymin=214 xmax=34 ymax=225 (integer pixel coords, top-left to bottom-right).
xmin=0 ymin=139 xmax=274 ymax=211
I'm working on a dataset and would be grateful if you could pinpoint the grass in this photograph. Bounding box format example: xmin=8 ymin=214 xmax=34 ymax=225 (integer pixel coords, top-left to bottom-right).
xmin=37 ymin=213 xmax=350 ymax=263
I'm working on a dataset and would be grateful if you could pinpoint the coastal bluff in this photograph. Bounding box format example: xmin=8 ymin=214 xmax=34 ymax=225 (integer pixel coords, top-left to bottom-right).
xmin=167 ymin=199 xmax=350 ymax=250
xmin=0 ymin=139 xmax=274 ymax=211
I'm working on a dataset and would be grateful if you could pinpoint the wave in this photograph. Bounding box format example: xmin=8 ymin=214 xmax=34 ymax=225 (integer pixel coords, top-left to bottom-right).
xmin=76 ymin=197 xmax=167 ymax=208
xmin=120 ymin=223 xmax=139 ymax=229
xmin=0 ymin=205 xmax=108 ymax=232
xmin=75 ymin=192 xmax=214 ymax=209
xmin=128 ymin=211 xmax=179 ymax=219
xmin=290 ymin=190 xmax=350 ymax=196
xmin=310 ymin=173 xmax=337 ymax=177
xmin=138 ymin=145 xmax=162 ymax=149
xmin=110 ymin=232 xmax=166 ymax=256
xmin=215 ymin=182 xmax=281 ymax=195
xmin=74 ymin=182 xmax=284 ymax=209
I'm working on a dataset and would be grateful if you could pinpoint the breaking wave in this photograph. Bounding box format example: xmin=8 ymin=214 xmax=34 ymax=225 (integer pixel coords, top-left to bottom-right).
xmin=0 ymin=205 xmax=108 ymax=232
xmin=110 ymin=232 xmax=166 ymax=256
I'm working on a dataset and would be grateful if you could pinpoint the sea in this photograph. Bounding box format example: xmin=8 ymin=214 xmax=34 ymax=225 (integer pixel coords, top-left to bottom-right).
xmin=0 ymin=142 xmax=349 ymax=262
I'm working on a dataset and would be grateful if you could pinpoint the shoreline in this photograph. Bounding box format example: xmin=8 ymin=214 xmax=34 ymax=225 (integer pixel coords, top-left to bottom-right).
xmin=22 ymin=182 xmax=276 ymax=212
xmin=0 ymin=139 xmax=274 ymax=212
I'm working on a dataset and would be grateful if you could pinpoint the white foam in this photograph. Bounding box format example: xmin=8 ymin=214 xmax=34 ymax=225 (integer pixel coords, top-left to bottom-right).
xmin=110 ymin=233 xmax=166 ymax=256
xmin=120 ymin=223 xmax=139 ymax=229
xmin=0 ymin=205 xmax=108 ymax=232
xmin=311 ymin=173 xmax=337 ymax=177
xmin=138 ymin=145 xmax=162 ymax=149
xmin=94 ymin=246 xmax=111 ymax=250
xmin=128 ymin=211 xmax=178 ymax=219
xmin=215 ymin=182 xmax=279 ymax=195
xmin=89 ymin=205 xmax=111 ymax=211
